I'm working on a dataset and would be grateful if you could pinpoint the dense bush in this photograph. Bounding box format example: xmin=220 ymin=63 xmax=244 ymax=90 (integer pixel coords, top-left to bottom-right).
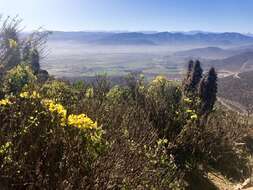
xmin=0 ymin=92 xmax=104 ymax=189
xmin=2 ymin=64 xmax=37 ymax=95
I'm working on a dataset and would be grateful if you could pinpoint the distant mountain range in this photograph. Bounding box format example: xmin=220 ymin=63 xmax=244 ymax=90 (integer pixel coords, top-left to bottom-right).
xmin=48 ymin=31 xmax=253 ymax=46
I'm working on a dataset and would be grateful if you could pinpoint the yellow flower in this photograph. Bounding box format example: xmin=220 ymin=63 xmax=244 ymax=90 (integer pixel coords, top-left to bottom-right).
xmin=183 ymin=98 xmax=192 ymax=104
xmin=20 ymin=91 xmax=40 ymax=99
xmin=42 ymin=99 xmax=67 ymax=126
xmin=186 ymin=109 xmax=193 ymax=113
xmin=190 ymin=114 xmax=198 ymax=120
xmin=68 ymin=114 xmax=97 ymax=130
xmin=0 ymin=98 xmax=12 ymax=106
xmin=85 ymin=87 xmax=94 ymax=98
xmin=20 ymin=92 xmax=29 ymax=98
xmin=31 ymin=91 xmax=40 ymax=99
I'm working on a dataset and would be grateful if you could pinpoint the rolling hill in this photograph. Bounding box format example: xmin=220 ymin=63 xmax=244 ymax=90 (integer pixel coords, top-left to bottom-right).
xmin=205 ymin=51 xmax=253 ymax=72
xmin=174 ymin=47 xmax=235 ymax=59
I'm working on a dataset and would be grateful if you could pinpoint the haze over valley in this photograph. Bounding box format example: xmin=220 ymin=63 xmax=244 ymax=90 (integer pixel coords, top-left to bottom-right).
xmin=42 ymin=31 xmax=253 ymax=80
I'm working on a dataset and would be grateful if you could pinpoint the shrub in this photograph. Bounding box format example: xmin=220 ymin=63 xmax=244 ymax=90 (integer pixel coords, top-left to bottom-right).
xmin=106 ymin=85 xmax=130 ymax=104
xmin=2 ymin=64 xmax=37 ymax=95
xmin=0 ymin=91 xmax=104 ymax=189
xmin=41 ymin=80 xmax=78 ymax=109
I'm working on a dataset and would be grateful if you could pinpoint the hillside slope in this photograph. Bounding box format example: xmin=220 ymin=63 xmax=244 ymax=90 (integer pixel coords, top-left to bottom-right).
xmin=174 ymin=47 xmax=235 ymax=59
xmin=218 ymin=70 xmax=253 ymax=111
xmin=206 ymin=52 xmax=253 ymax=73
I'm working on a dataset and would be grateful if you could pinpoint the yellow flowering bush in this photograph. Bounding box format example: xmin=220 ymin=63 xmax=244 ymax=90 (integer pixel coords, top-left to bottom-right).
xmin=0 ymin=92 xmax=104 ymax=189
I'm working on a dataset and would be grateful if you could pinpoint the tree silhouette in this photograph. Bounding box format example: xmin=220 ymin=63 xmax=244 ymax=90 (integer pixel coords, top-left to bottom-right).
xmin=183 ymin=60 xmax=203 ymax=96
xmin=198 ymin=67 xmax=217 ymax=114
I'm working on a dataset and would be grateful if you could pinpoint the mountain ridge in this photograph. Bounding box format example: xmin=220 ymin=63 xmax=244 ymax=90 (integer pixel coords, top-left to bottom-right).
xmin=48 ymin=31 xmax=253 ymax=46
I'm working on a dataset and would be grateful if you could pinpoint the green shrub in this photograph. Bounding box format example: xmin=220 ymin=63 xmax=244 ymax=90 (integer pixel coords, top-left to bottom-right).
xmin=106 ymin=85 xmax=130 ymax=104
xmin=41 ymin=80 xmax=78 ymax=109
xmin=2 ymin=64 xmax=37 ymax=95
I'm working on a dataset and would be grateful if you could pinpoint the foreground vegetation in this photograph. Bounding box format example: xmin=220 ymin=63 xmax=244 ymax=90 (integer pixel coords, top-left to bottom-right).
xmin=0 ymin=16 xmax=252 ymax=190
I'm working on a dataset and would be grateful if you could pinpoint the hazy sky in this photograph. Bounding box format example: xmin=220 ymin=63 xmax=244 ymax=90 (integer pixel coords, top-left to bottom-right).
xmin=0 ymin=0 xmax=252 ymax=33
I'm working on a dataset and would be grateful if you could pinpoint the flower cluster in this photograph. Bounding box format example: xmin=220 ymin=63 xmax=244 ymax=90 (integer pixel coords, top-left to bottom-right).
xmin=42 ymin=99 xmax=98 ymax=131
xmin=20 ymin=91 xmax=40 ymax=99
xmin=42 ymin=99 xmax=67 ymax=126
xmin=68 ymin=114 xmax=97 ymax=130
xmin=0 ymin=98 xmax=12 ymax=106
xmin=186 ymin=109 xmax=198 ymax=120
xmin=183 ymin=97 xmax=192 ymax=104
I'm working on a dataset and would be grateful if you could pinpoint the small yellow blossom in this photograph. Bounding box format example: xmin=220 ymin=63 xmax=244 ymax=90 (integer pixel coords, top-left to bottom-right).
xmin=183 ymin=98 xmax=192 ymax=104
xmin=85 ymin=87 xmax=94 ymax=98
xmin=20 ymin=92 xmax=29 ymax=98
xmin=190 ymin=114 xmax=198 ymax=120
xmin=20 ymin=91 xmax=40 ymax=99
xmin=186 ymin=109 xmax=193 ymax=113
xmin=31 ymin=91 xmax=40 ymax=99
xmin=0 ymin=142 xmax=12 ymax=155
xmin=0 ymin=98 xmax=12 ymax=106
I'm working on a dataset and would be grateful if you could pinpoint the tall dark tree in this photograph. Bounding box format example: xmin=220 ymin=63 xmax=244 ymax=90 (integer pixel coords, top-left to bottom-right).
xmin=198 ymin=67 xmax=217 ymax=114
xmin=182 ymin=60 xmax=194 ymax=94
xmin=186 ymin=60 xmax=194 ymax=79
xmin=183 ymin=60 xmax=203 ymax=96
xmin=190 ymin=60 xmax=203 ymax=90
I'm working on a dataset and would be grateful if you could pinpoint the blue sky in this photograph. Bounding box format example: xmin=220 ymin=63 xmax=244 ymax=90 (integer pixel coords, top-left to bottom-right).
xmin=0 ymin=0 xmax=252 ymax=33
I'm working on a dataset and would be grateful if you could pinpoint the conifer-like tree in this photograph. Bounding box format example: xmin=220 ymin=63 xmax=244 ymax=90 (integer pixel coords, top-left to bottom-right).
xmin=190 ymin=60 xmax=203 ymax=90
xmin=198 ymin=67 xmax=217 ymax=114
xmin=183 ymin=60 xmax=203 ymax=96
xmin=183 ymin=60 xmax=193 ymax=94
